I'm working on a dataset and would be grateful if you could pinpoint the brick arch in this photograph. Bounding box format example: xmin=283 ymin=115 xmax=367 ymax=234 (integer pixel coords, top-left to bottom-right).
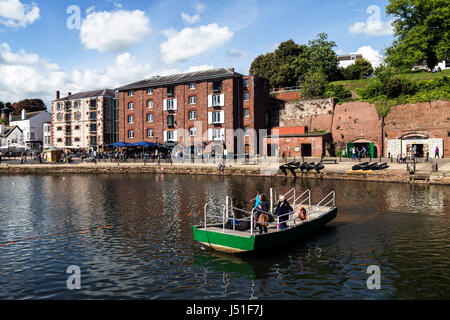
xmin=399 ymin=132 xmax=429 ymax=140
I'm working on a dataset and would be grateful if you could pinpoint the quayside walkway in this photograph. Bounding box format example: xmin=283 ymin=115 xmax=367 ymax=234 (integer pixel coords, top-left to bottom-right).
xmin=1 ymin=156 xmax=449 ymax=185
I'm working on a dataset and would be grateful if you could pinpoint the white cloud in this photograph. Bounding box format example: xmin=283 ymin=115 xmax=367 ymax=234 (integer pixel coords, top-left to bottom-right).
xmin=349 ymin=5 xmax=393 ymax=36
xmin=72 ymin=52 xmax=152 ymax=91
xmin=80 ymin=9 xmax=151 ymax=53
xmin=184 ymin=65 xmax=214 ymax=73
xmin=227 ymin=49 xmax=248 ymax=59
xmin=160 ymin=23 xmax=233 ymax=65
xmin=195 ymin=2 xmax=206 ymax=13
xmin=181 ymin=12 xmax=200 ymax=25
xmin=0 ymin=42 xmax=69 ymax=105
xmin=355 ymin=46 xmax=384 ymax=68
xmin=86 ymin=6 xmax=96 ymax=15
xmin=0 ymin=42 xmax=217 ymax=107
xmin=0 ymin=0 xmax=40 ymax=28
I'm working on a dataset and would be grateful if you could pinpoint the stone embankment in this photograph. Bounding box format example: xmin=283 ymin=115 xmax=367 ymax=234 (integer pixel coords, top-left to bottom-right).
xmin=1 ymin=160 xmax=450 ymax=185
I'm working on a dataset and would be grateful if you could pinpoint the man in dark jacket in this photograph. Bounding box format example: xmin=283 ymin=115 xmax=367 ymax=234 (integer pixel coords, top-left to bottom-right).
xmin=275 ymin=196 xmax=293 ymax=230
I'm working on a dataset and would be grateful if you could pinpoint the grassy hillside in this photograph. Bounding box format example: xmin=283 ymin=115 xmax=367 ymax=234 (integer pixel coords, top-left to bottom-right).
xmin=330 ymin=69 xmax=450 ymax=92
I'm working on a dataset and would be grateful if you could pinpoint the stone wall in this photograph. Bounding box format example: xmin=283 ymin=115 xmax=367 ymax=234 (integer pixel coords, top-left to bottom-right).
xmin=276 ymin=98 xmax=334 ymax=132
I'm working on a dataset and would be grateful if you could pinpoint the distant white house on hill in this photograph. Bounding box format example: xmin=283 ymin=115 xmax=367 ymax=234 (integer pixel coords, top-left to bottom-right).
xmin=338 ymin=54 xmax=364 ymax=68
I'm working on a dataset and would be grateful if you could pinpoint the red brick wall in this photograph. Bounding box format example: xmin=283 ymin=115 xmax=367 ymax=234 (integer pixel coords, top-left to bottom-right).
xmin=118 ymin=77 xmax=240 ymax=153
xmin=272 ymin=90 xmax=302 ymax=102
xmin=264 ymin=135 xmax=328 ymax=157
xmin=332 ymin=102 xmax=382 ymax=153
xmin=273 ymin=127 xmax=306 ymax=135
xmin=384 ymin=100 xmax=450 ymax=156
xmin=331 ymin=100 xmax=450 ymax=157
xmin=118 ymin=75 xmax=271 ymax=156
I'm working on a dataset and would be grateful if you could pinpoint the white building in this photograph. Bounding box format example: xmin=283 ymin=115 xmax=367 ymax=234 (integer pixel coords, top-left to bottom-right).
xmin=338 ymin=54 xmax=364 ymax=68
xmin=0 ymin=125 xmax=24 ymax=152
xmin=10 ymin=109 xmax=52 ymax=151
xmin=51 ymin=89 xmax=115 ymax=150
xmin=386 ymin=134 xmax=443 ymax=158
xmin=412 ymin=60 xmax=450 ymax=71
xmin=43 ymin=122 xmax=51 ymax=149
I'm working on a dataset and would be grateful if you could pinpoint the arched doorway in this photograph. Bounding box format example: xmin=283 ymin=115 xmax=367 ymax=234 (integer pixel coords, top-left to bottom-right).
xmin=386 ymin=132 xmax=443 ymax=158
xmin=347 ymin=138 xmax=378 ymax=158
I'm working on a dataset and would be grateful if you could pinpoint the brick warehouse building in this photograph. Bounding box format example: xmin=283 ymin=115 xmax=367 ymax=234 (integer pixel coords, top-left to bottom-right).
xmin=51 ymin=89 xmax=117 ymax=150
xmin=116 ymin=68 xmax=270 ymax=158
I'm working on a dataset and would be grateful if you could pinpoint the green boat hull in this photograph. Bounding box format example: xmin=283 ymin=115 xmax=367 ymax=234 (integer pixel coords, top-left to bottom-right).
xmin=193 ymin=207 xmax=338 ymax=253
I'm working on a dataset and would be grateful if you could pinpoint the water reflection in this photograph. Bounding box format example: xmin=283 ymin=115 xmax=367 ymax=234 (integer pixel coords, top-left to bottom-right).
xmin=0 ymin=174 xmax=449 ymax=299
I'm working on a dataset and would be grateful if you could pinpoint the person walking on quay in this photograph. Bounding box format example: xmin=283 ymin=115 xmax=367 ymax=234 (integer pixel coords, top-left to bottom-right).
xmin=352 ymin=147 xmax=356 ymax=160
xmin=435 ymin=146 xmax=440 ymax=158
xmin=275 ymin=195 xmax=293 ymax=231
xmin=20 ymin=153 xmax=24 ymax=164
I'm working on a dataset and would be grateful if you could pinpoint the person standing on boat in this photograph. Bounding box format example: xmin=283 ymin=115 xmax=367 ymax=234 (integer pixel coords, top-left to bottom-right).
xmin=275 ymin=196 xmax=293 ymax=230
xmin=251 ymin=191 xmax=262 ymax=209
xmin=255 ymin=194 xmax=269 ymax=235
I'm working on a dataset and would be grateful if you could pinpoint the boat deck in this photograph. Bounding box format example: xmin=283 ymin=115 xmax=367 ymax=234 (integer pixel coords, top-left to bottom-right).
xmin=200 ymin=206 xmax=334 ymax=237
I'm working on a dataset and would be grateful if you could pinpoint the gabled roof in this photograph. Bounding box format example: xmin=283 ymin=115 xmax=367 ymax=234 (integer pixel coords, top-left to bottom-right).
xmin=0 ymin=125 xmax=22 ymax=138
xmin=116 ymin=68 xmax=244 ymax=91
xmin=10 ymin=111 xmax=49 ymax=122
xmin=54 ymin=89 xmax=115 ymax=102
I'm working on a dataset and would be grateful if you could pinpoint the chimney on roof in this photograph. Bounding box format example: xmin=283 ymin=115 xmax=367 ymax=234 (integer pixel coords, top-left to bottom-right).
xmin=228 ymin=68 xmax=235 ymax=72
xmin=21 ymin=109 xmax=27 ymax=120
xmin=56 ymin=91 xmax=60 ymax=100
xmin=68 ymin=92 xmax=72 ymax=97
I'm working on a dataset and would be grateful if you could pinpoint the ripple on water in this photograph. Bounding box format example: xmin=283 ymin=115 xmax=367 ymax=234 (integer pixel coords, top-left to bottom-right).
xmin=0 ymin=175 xmax=450 ymax=299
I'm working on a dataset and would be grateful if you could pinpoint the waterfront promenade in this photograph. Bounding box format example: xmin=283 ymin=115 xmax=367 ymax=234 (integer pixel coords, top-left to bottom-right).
xmin=1 ymin=157 xmax=449 ymax=185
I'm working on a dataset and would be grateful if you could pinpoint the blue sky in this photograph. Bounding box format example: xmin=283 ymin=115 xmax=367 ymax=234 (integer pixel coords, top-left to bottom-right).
xmin=0 ymin=0 xmax=395 ymax=105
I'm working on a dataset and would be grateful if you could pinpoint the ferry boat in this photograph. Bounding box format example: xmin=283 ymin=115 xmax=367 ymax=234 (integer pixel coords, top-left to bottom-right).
xmin=193 ymin=188 xmax=338 ymax=254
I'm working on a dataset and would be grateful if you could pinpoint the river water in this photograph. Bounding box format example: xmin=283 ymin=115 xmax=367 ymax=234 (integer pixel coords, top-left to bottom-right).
xmin=0 ymin=174 xmax=449 ymax=300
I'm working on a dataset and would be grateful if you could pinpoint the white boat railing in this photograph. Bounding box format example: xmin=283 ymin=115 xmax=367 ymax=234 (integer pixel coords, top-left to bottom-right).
xmin=315 ymin=191 xmax=336 ymax=213
xmin=293 ymin=189 xmax=311 ymax=210
xmin=282 ymin=188 xmax=296 ymax=206
xmin=202 ymin=189 xmax=336 ymax=235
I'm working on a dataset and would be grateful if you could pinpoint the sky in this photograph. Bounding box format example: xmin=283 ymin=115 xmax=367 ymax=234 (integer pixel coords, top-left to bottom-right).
xmin=0 ymin=0 xmax=396 ymax=107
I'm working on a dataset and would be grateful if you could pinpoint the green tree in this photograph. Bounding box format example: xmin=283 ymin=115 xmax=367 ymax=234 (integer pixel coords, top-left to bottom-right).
xmin=354 ymin=58 xmax=374 ymax=78
xmin=307 ymin=33 xmax=340 ymax=81
xmin=324 ymin=84 xmax=352 ymax=103
xmin=12 ymin=99 xmax=47 ymax=115
xmin=302 ymin=71 xmax=328 ymax=98
xmin=342 ymin=64 xmax=360 ymax=80
xmin=385 ymin=0 xmax=450 ymax=69
xmin=249 ymin=34 xmax=340 ymax=87
xmin=342 ymin=58 xmax=374 ymax=80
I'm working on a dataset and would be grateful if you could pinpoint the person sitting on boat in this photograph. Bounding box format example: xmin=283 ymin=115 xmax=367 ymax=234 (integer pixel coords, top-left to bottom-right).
xmin=255 ymin=194 xmax=269 ymax=234
xmin=275 ymin=196 xmax=293 ymax=230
